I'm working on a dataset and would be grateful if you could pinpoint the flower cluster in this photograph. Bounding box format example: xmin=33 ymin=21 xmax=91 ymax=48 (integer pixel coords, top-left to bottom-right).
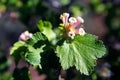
xmin=19 ymin=31 xmax=33 ymax=41
xmin=60 ymin=13 xmax=85 ymax=39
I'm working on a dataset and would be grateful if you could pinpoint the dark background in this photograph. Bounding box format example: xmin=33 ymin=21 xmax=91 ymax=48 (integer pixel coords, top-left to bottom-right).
xmin=0 ymin=0 xmax=120 ymax=80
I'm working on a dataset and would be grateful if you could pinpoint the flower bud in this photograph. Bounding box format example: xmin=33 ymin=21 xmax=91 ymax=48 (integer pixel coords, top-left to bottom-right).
xmin=19 ymin=31 xmax=33 ymax=41
xmin=60 ymin=13 xmax=69 ymax=27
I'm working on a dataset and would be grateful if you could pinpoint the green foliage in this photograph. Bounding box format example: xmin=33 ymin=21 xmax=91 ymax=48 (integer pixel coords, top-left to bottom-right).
xmin=10 ymin=20 xmax=106 ymax=76
xmin=37 ymin=20 xmax=56 ymax=41
xmin=10 ymin=41 xmax=27 ymax=64
xmin=10 ymin=32 xmax=46 ymax=67
xmin=25 ymin=45 xmax=45 ymax=67
xmin=10 ymin=41 xmax=26 ymax=55
xmin=26 ymin=32 xmax=47 ymax=46
xmin=56 ymin=34 xmax=106 ymax=75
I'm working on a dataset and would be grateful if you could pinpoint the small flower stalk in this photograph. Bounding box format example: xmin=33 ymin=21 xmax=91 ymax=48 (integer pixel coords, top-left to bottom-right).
xmin=19 ymin=31 xmax=33 ymax=41
xmin=60 ymin=13 xmax=86 ymax=39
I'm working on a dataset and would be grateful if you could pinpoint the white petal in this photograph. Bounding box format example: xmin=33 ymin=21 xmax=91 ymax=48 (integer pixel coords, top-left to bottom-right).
xmin=28 ymin=33 xmax=33 ymax=38
xmin=60 ymin=13 xmax=70 ymax=27
xmin=19 ymin=33 xmax=26 ymax=41
xmin=79 ymin=28 xmax=86 ymax=36
xmin=24 ymin=31 xmax=29 ymax=36
xmin=63 ymin=13 xmax=69 ymax=18
xmin=69 ymin=17 xmax=77 ymax=24
xmin=68 ymin=31 xmax=75 ymax=39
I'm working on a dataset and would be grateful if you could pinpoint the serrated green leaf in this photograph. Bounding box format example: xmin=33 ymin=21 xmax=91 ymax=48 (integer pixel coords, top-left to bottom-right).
xmin=37 ymin=20 xmax=56 ymax=41
xmin=10 ymin=32 xmax=47 ymax=66
xmin=56 ymin=34 xmax=106 ymax=75
xmin=27 ymin=32 xmax=47 ymax=46
xmin=10 ymin=41 xmax=25 ymax=55
xmin=10 ymin=41 xmax=28 ymax=65
xmin=26 ymin=32 xmax=47 ymax=67
xmin=25 ymin=45 xmax=45 ymax=67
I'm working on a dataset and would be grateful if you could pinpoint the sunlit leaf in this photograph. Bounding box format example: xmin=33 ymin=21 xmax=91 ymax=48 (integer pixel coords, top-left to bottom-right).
xmin=10 ymin=32 xmax=47 ymax=66
xmin=10 ymin=41 xmax=26 ymax=55
xmin=10 ymin=41 xmax=27 ymax=65
xmin=27 ymin=32 xmax=47 ymax=46
xmin=25 ymin=32 xmax=47 ymax=67
xmin=37 ymin=20 xmax=56 ymax=41
xmin=25 ymin=45 xmax=45 ymax=67
xmin=56 ymin=34 xmax=106 ymax=75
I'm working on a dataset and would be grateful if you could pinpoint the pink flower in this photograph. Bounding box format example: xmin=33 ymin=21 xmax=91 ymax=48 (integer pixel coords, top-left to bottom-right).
xmin=60 ymin=13 xmax=69 ymax=27
xmin=60 ymin=13 xmax=85 ymax=39
xmin=19 ymin=31 xmax=33 ymax=41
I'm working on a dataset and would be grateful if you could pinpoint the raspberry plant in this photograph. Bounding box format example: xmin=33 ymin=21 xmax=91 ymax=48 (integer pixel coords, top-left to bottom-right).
xmin=10 ymin=13 xmax=106 ymax=79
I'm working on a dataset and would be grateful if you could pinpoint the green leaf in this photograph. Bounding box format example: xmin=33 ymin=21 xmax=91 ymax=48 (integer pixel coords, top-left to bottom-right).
xmin=56 ymin=34 xmax=106 ymax=75
xmin=10 ymin=41 xmax=26 ymax=55
xmin=10 ymin=41 xmax=28 ymax=65
xmin=26 ymin=32 xmax=47 ymax=67
xmin=27 ymin=32 xmax=47 ymax=46
xmin=10 ymin=32 xmax=47 ymax=66
xmin=25 ymin=45 xmax=45 ymax=67
xmin=37 ymin=20 xmax=56 ymax=41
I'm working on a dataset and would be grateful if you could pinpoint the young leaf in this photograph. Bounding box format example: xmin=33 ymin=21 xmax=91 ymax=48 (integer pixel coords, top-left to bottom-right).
xmin=26 ymin=32 xmax=47 ymax=46
xmin=25 ymin=32 xmax=47 ymax=67
xmin=10 ymin=41 xmax=26 ymax=55
xmin=10 ymin=32 xmax=47 ymax=66
xmin=56 ymin=34 xmax=106 ymax=75
xmin=37 ymin=20 xmax=56 ymax=41
xmin=25 ymin=45 xmax=45 ymax=67
xmin=10 ymin=41 xmax=28 ymax=65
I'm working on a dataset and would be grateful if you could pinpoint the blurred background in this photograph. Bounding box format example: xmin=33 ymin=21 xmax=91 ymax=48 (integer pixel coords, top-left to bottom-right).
xmin=0 ymin=0 xmax=120 ymax=80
